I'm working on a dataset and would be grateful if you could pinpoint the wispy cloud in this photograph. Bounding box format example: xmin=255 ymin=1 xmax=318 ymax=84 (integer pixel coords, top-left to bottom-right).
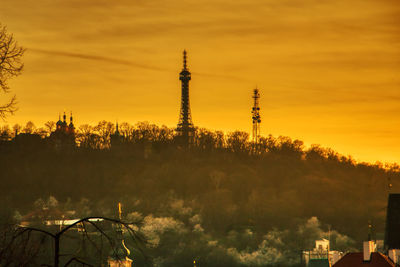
xmin=28 ymin=48 xmax=249 ymax=81
xmin=28 ymin=48 xmax=167 ymax=71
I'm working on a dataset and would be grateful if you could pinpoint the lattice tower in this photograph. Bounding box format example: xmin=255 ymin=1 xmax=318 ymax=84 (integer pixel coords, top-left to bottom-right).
xmin=177 ymin=50 xmax=195 ymax=144
xmin=252 ymin=88 xmax=261 ymax=145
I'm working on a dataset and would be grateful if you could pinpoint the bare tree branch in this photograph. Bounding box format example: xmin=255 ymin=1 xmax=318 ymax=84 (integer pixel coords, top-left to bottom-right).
xmin=0 ymin=23 xmax=24 ymax=119
xmin=11 ymin=216 xmax=148 ymax=266
xmin=64 ymin=257 xmax=94 ymax=267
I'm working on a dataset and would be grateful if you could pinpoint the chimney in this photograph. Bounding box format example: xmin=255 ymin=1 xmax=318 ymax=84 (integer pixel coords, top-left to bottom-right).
xmin=389 ymin=249 xmax=400 ymax=265
xmin=363 ymin=241 xmax=376 ymax=261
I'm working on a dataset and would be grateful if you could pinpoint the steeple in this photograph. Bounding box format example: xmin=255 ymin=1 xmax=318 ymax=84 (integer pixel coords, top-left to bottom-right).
xmin=63 ymin=111 xmax=66 ymax=123
xmin=368 ymin=221 xmax=372 ymax=241
xmin=69 ymin=112 xmax=75 ymax=131
xmin=110 ymin=121 xmax=123 ymax=148
xmin=115 ymin=121 xmax=120 ymax=135
xmin=108 ymin=203 xmax=132 ymax=267
xmin=118 ymin=202 xmax=122 ymax=220
xmin=56 ymin=113 xmax=62 ymax=130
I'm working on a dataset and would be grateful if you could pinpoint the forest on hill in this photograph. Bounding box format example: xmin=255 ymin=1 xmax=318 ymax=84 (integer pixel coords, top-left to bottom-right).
xmin=1 ymin=120 xmax=399 ymax=266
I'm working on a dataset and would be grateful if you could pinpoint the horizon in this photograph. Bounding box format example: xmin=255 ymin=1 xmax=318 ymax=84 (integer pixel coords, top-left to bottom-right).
xmin=2 ymin=117 xmax=397 ymax=166
xmin=1 ymin=0 xmax=399 ymax=164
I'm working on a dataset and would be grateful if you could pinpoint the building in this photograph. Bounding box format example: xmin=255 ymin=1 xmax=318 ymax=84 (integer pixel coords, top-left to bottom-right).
xmin=333 ymin=241 xmax=394 ymax=267
xmin=308 ymin=259 xmax=330 ymax=267
xmin=302 ymin=239 xmax=343 ymax=266
xmin=107 ymin=226 xmax=133 ymax=267
xmin=385 ymin=194 xmax=400 ymax=250
xmin=332 ymin=193 xmax=400 ymax=267
xmin=48 ymin=112 xmax=76 ymax=149
xmin=108 ymin=203 xmax=133 ymax=267
xmin=110 ymin=122 xmax=124 ymax=148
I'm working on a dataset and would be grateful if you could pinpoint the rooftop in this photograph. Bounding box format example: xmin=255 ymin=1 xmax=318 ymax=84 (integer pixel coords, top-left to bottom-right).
xmin=333 ymin=252 xmax=394 ymax=267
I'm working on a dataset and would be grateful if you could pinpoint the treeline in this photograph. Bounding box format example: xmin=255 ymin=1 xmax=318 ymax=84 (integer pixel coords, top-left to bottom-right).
xmin=1 ymin=120 xmax=399 ymax=266
xmin=1 ymin=120 xmax=395 ymax=164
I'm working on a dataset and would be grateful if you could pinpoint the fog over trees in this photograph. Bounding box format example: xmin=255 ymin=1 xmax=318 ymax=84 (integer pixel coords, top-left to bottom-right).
xmin=0 ymin=120 xmax=398 ymax=266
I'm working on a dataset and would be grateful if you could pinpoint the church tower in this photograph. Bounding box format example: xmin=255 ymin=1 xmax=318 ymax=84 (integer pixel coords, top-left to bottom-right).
xmin=176 ymin=50 xmax=195 ymax=145
xmin=110 ymin=122 xmax=123 ymax=148
xmin=68 ymin=112 xmax=75 ymax=134
xmin=108 ymin=203 xmax=133 ymax=267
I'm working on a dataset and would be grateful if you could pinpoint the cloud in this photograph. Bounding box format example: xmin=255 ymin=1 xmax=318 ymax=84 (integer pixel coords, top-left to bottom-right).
xmin=27 ymin=48 xmax=248 ymax=81
xmin=28 ymin=48 xmax=167 ymax=71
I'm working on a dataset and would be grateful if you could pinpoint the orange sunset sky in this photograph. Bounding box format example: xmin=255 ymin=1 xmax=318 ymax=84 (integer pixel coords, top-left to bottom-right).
xmin=1 ymin=0 xmax=399 ymax=163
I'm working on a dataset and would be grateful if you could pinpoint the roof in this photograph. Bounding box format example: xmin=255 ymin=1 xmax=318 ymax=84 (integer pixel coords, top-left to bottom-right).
xmin=333 ymin=252 xmax=394 ymax=267
xmin=385 ymin=194 xmax=400 ymax=249
xmin=309 ymin=259 xmax=330 ymax=267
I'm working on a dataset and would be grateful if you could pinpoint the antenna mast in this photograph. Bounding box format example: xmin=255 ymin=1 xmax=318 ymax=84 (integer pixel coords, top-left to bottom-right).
xmin=252 ymin=88 xmax=261 ymax=149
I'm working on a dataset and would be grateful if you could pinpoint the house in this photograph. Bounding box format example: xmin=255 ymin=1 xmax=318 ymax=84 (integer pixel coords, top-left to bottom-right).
xmin=333 ymin=241 xmax=395 ymax=267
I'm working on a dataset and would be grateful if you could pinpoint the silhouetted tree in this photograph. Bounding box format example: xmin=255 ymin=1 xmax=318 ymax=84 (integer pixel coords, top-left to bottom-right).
xmin=95 ymin=120 xmax=114 ymax=148
xmin=77 ymin=124 xmax=101 ymax=149
xmin=0 ymin=23 xmax=24 ymax=119
xmin=119 ymin=122 xmax=134 ymax=141
xmin=44 ymin=121 xmax=56 ymax=134
xmin=12 ymin=123 xmax=21 ymax=134
xmin=22 ymin=121 xmax=36 ymax=134
xmin=226 ymin=131 xmax=250 ymax=153
xmin=195 ymin=128 xmax=217 ymax=150
xmin=0 ymin=125 xmax=11 ymax=141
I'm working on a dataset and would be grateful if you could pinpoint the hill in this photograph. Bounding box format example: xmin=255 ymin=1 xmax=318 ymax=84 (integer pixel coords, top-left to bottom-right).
xmin=0 ymin=121 xmax=399 ymax=266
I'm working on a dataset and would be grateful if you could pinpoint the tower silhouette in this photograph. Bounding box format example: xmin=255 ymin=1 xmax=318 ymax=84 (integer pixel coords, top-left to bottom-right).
xmin=177 ymin=50 xmax=195 ymax=144
xmin=252 ymin=88 xmax=261 ymax=146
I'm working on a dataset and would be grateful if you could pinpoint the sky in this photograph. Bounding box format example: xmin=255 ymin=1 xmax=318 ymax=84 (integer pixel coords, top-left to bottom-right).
xmin=1 ymin=0 xmax=399 ymax=163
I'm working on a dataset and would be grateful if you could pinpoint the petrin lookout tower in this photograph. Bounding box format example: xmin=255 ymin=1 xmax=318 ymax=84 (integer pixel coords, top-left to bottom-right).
xmin=176 ymin=50 xmax=195 ymax=144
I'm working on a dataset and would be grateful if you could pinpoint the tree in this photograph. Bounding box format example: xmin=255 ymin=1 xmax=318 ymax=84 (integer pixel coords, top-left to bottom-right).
xmin=195 ymin=128 xmax=217 ymax=150
xmin=95 ymin=120 xmax=114 ymax=148
xmin=44 ymin=121 xmax=56 ymax=134
xmin=12 ymin=123 xmax=21 ymax=135
xmin=0 ymin=24 xmax=24 ymax=119
xmin=2 ymin=217 xmax=148 ymax=267
xmin=22 ymin=121 xmax=36 ymax=134
xmin=0 ymin=125 xmax=11 ymax=141
xmin=226 ymin=131 xmax=250 ymax=153
xmin=77 ymin=124 xmax=103 ymax=149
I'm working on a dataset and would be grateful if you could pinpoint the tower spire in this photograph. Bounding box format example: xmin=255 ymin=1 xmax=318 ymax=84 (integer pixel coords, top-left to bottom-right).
xmin=177 ymin=50 xmax=195 ymax=145
xmin=107 ymin=202 xmax=132 ymax=266
xmin=68 ymin=111 xmax=75 ymax=133
xmin=183 ymin=50 xmax=187 ymax=70
xmin=118 ymin=202 xmax=122 ymax=220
